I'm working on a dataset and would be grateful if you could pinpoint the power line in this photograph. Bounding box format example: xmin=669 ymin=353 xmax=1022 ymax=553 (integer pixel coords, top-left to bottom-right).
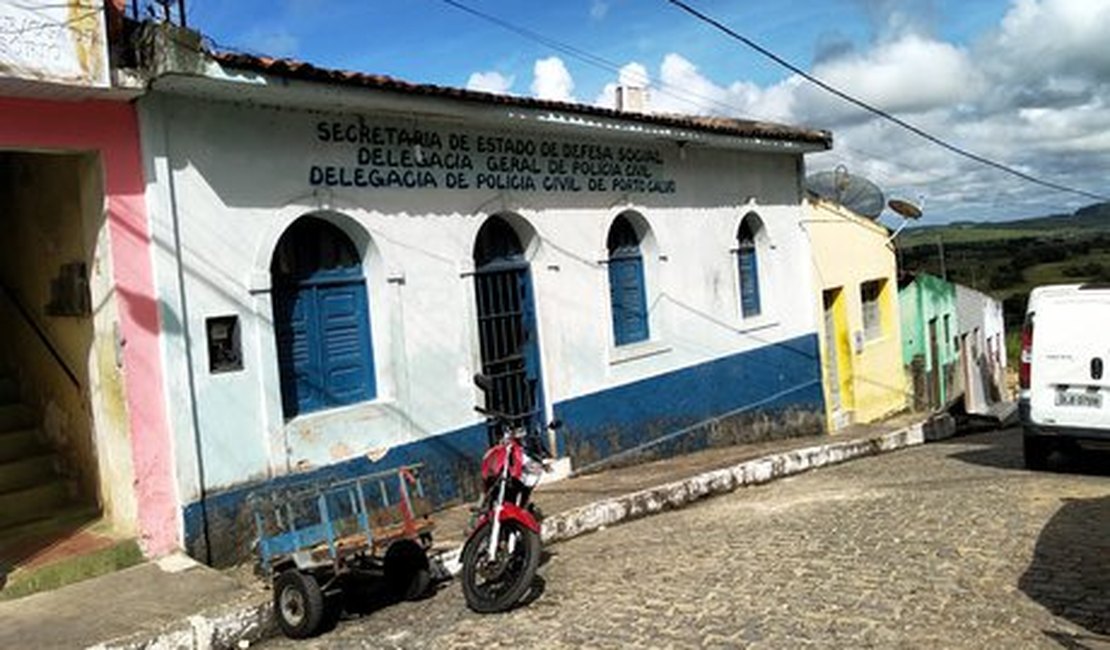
xmin=436 ymin=0 xmax=746 ymax=118
xmin=437 ymin=0 xmax=1107 ymax=205
xmin=665 ymin=0 xmax=1109 ymax=203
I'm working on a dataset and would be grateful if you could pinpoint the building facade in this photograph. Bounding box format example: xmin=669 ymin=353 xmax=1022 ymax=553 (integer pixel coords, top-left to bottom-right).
xmin=0 ymin=2 xmax=177 ymax=558
xmin=806 ymin=199 xmax=906 ymax=431
xmin=137 ymin=45 xmax=833 ymax=563
xmin=954 ymin=284 xmax=1008 ymax=414
xmin=899 ymin=273 xmax=960 ymax=410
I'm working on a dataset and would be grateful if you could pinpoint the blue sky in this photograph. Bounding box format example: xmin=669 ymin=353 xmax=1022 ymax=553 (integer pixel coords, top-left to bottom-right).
xmin=187 ymin=0 xmax=1110 ymax=225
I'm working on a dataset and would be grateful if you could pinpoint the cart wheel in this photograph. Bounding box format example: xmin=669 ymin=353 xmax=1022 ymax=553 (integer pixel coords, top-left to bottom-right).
xmin=274 ymin=570 xmax=326 ymax=639
xmin=403 ymin=566 xmax=431 ymax=601
xmin=385 ymin=540 xmax=432 ymax=601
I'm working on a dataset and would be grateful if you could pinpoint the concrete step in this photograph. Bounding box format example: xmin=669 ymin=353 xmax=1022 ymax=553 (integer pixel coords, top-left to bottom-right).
xmin=0 ymin=377 xmax=17 ymax=406
xmin=0 ymin=429 xmax=46 ymax=464
xmin=0 ymin=453 xmax=58 ymax=495
xmin=0 ymin=481 xmax=70 ymax=531
xmin=0 ymin=403 xmax=34 ymax=434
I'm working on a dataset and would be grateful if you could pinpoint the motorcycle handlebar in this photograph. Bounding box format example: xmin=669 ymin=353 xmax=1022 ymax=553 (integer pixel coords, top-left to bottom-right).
xmin=473 ymin=405 xmax=515 ymax=423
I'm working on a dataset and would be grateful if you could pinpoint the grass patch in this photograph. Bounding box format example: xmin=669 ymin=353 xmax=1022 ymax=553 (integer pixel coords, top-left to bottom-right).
xmin=0 ymin=539 xmax=143 ymax=601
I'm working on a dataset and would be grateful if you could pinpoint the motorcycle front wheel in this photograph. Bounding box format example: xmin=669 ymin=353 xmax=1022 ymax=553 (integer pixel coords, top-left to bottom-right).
xmin=460 ymin=519 xmax=541 ymax=613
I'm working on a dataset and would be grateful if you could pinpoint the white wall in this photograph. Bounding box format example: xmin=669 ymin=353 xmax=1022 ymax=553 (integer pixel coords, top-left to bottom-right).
xmin=955 ymin=284 xmax=1007 ymax=411
xmin=140 ymin=91 xmax=819 ymax=502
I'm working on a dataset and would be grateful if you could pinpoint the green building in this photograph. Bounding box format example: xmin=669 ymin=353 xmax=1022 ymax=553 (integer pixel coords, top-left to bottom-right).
xmin=898 ymin=273 xmax=960 ymax=409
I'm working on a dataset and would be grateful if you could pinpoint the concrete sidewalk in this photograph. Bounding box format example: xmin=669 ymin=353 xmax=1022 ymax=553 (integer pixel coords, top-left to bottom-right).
xmin=0 ymin=412 xmax=951 ymax=650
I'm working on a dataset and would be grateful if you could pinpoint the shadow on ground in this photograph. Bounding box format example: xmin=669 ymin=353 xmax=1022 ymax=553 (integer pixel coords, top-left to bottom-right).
xmin=947 ymin=428 xmax=1110 ymax=476
xmin=1019 ymin=495 xmax=1110 ymax=639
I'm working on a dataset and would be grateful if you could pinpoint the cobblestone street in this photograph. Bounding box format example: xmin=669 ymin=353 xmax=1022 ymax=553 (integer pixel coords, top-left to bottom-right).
xmin=263 ymin=429 xmax=1110 ymax=649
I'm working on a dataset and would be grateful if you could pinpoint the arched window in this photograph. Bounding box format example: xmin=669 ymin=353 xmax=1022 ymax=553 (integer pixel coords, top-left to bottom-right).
xmin=607 ymin=214 xmax=649 ymax=346
xmin=737 ymin=214 xmax=763 ymax=318
xmin=271 ymin=216 xmax=376 ymax=418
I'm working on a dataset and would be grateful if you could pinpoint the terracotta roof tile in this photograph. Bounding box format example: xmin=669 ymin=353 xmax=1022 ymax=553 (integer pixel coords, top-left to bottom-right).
xmin=212 ymin=52 xmax=832 ymax=149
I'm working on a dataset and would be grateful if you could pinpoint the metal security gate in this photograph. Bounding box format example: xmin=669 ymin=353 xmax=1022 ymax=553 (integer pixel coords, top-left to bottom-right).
xmin=473 ymin=217 xmax=543 ymax=441
xmin=474 ymin=264 xmax=542 ymax=437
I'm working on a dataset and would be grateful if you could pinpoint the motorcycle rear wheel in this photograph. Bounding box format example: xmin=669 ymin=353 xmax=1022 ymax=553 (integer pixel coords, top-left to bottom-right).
xmin=461 ymin=520 xmax=541 ymax=613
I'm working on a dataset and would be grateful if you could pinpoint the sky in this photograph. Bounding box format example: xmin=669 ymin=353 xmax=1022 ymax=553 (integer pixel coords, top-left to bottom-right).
xmin=186 ymin=0 xmax=1110 ymax=226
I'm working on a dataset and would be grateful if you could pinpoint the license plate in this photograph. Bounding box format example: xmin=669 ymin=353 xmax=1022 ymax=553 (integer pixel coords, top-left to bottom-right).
xmin=1055 ymin=389 xmax=1103 ymax=408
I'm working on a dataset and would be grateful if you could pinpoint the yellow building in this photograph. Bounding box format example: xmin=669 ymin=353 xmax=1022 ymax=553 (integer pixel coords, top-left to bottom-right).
xmin=805 ymin=199 xmax=907 ymax=431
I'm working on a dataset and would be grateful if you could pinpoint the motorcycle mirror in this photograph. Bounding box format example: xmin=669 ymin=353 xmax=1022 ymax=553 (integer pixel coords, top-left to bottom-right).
xmin=548 ymin=418 xmax=563 ymax=430
xmin=473 ymin=373 xmax=493 ymax=392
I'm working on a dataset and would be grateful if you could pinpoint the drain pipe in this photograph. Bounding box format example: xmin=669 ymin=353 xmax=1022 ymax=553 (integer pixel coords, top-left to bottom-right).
xmin=160 ymin=99 xmax=213 ymax=565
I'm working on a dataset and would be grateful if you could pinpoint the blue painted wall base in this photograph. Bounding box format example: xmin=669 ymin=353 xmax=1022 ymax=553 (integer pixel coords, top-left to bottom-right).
xmin=183 ymin=333 xmax=825 ymax=566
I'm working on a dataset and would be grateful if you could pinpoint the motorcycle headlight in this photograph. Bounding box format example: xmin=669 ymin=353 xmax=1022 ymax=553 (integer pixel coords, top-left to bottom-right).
xmin=521 ymin=458 xmax=545 ymax=487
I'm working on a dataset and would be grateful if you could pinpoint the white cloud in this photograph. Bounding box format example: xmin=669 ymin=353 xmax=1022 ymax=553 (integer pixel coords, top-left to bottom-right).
xmin=990 ymin=0 xmax=1110 ymax=80
xmin=591 ymin=0 xmax=1110 ymax=222
xmin=466 ymin=71 xmax=515 ymax=95
xmin=595 ymin=62 xmax=651 ymax=108
xmin=796 ymin=34 xmax=981 ymax=123
xmin=619 ymin=62 xmax=650 ymax=87
xmin=531 ymin=56 xmax=575 ymax=102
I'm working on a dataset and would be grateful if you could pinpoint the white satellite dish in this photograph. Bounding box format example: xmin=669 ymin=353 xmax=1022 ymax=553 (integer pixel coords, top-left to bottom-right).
xmin=888 ymin=198 xmax=923 ymax=220
xmin=805 ymin=165 xmax=886 ymax=220
xmin=885 ymin=196 xmax=926 ymax=243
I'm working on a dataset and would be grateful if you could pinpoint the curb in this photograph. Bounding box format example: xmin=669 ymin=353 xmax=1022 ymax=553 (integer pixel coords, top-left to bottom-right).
xmin=88 ymin=595 xmax=273 ymax=650
xmin=94 ymin=415 xmax=940 ymax=649
xmin=540 ymin=418 xmax=933 ymax=546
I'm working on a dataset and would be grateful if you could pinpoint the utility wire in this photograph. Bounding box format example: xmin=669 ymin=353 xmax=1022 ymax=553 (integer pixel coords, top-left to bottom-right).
xmin=437 ymin=0 xmax=745 ymax=118
xmin=437 ymin=0 xmax=1106 ymax=206
xmin=666 ymin=0 xmax=1109 ymax=203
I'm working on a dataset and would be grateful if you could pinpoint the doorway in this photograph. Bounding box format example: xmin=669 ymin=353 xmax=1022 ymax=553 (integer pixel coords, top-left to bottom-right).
xmin=472 ymin=216 xmax=544 ymax=440
xmin=822 ymin=287 xmax=854 ymax=429
xmin=0 ymin=151 xmax=134 ymax=566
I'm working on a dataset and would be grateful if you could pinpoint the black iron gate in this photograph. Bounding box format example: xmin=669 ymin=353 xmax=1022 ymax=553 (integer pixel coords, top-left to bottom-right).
xmin=472 ymin=217 xmax=543 ymax=440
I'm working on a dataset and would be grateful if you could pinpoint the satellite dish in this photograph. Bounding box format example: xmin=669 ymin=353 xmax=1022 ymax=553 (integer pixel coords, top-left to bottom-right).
xmin=804 ymin=165 xmax=885 ymax=220
xmin=888 ymin=198 xmax=922 ymax=220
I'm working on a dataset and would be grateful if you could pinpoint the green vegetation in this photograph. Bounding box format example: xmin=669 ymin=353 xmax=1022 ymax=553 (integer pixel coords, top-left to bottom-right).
xmin=899 ymin=201 xmax=1110 ymax=248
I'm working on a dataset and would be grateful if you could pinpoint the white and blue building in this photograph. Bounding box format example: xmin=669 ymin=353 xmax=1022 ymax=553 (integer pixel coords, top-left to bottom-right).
xmin=137 ymin=36 xmax=833 ymax=563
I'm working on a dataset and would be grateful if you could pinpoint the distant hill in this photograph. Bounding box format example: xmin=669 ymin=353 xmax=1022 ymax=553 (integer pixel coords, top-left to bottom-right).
xmin=899 ymin=201 xmax=1110 ymax=246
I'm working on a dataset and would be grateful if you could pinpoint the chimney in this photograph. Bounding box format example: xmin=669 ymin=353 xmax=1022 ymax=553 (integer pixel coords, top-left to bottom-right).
xmin=616 ymin=85 xmax=648 ymax=113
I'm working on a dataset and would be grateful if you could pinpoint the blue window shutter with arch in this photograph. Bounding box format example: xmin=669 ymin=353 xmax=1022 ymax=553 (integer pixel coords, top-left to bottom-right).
xmin=272 ymin=217 xmax=376 ymax=418
xmin=607 ymin=215 xmax=649 ymax=346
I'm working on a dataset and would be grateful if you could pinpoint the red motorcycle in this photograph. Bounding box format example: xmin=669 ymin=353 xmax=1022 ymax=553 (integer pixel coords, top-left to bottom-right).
xmin=461 ymin=374 xmax=559 ymax=613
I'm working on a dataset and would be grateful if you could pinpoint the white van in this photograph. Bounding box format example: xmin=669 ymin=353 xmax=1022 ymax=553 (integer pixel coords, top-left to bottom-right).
xmin=1020 ymin=283 xmax=1110 ymax=468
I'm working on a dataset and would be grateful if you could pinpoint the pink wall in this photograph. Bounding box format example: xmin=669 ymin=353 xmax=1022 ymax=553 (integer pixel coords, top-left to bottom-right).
xmin=0 ymin=97 xmax=178 ymax=555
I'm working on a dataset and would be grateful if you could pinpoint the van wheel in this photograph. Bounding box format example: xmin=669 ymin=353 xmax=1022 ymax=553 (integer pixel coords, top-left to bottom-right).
xmin=1023 ymin=435 xmax=1050 ymax=471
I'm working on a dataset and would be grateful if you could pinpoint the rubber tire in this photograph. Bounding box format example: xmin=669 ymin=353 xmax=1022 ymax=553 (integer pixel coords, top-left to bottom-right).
xmin=461 ymin=520 xmax=541 ymax=614
xmin=402 ymin=566 xmax=431 ymax=601
xmin=384 ymin=541 xmax=432 ymax=601
xmin=274 ymin=570 xmax=326 ymax=639
xmin=1023 ymin=435 xmax=1050 ymax=471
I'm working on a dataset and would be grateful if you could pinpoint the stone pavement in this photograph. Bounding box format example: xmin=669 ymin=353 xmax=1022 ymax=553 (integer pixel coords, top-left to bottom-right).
xmin=0 ymin=554 xmax=269 ymax=650
xmin=263 ymin=428 xmax=1110 ymax=649
xmin=0 ymin=411 xmax=943 ymax=649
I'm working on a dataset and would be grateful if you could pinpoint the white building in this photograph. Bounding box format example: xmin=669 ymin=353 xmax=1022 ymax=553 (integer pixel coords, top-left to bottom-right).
xmin=955 ymin=284 xmax=1008 ymax=415
xmin=137 ymin=36 xmax=832 ymax=563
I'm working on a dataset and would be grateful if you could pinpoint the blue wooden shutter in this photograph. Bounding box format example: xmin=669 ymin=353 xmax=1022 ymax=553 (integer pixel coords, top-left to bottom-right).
xmin=275 ymin=287 xmax=319 ymax=416
xmin=275 ymin=281 xmax=375 ymax=417
xmin=609 ymin=256 xmax=649 ymax=345
xmin=738 ymin=245 xmax=761 ymax=317
xmin=318 ymin=283 xmax=376 ymax=406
